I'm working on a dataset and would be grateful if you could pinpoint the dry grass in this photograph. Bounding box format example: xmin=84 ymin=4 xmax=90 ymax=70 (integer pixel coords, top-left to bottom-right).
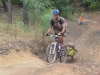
xmin=0 ymin=13 xmax=53 ymax=61
xmin=0 ymin=14 xmax=43 ymax=39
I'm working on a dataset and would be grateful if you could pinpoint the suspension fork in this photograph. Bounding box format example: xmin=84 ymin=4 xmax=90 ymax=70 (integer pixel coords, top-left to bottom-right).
xmin=49 ymin=42 xmax=57 ymax=54
xmin=53 ymin=42 xmax=57 ymax=54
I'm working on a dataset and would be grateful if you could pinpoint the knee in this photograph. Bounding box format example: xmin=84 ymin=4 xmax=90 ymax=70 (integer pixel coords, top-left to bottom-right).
xmin=59 ymin=36 xmax=63 ymax=39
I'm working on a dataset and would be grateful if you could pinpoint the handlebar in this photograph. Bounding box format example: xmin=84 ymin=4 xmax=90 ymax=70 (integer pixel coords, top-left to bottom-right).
xmin=46 ymin=35 xmax=59 ymax=37
xmin=46 ymin=34 xmax=66 ymax=37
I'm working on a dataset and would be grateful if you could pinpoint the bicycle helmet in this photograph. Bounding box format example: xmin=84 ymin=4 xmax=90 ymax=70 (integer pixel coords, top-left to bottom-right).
xmin=52 ymin=9 xmax=59 ymax=15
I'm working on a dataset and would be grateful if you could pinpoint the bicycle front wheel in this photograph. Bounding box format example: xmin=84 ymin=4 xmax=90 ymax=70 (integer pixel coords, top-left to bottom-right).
xmin=60 ymin=47 xmax=67 ymax=63
xmin=46 ymin=43 xmax=57 ymax=64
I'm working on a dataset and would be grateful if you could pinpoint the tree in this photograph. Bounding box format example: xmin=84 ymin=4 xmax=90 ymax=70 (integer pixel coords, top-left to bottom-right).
xmin=23 ymin=0 xmax=29 ymax=25
xmin=28 ymin=0 xmax=52 ymax=22
xmin=8 ymin=0 xmax=12 ymax=23
xmin=2 ymin=0 xmax=7 ymax=12
xmin=51 ymin=0 xmax=72 ymax=17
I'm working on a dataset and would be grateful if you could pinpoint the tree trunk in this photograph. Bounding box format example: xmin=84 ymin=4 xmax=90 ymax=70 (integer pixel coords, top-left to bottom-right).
xmin=23 ymin=0 xmax=29 ymax=25
xmin=8 ymin=0 xmax=12 ymax=23
xmin=2 ymin=0 xmax=7 ymax=12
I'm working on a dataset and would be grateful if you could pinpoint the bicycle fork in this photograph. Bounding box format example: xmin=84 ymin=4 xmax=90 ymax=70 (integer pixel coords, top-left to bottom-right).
xmin=49 ymin=43 xmax=56 ymax=54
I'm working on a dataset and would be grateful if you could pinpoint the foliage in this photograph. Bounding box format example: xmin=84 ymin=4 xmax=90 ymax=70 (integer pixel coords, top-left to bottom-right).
xmin=51 ymin=0 xmax=72 ymax=18
xmin=82 ymin=0 xmax=100 ymax=11
xmin=11 ymin=0 xmax=22 ymax=5
xmin=27 ymin=0 xmax=53 ymax=27
xmin=89 ymin=1 xmax=100 ymax=11
xmin=28 ymin=0 xmax=52 ymax=10
xmin=8 ymin=0 xmax=100 ymax=20
xmin=10 ymin=0 xmax=100 ymax=12
xmin=1 ymin=0 xmax=100 ymax=25
xmin=40 ymin=9 xmax=52 ymax=31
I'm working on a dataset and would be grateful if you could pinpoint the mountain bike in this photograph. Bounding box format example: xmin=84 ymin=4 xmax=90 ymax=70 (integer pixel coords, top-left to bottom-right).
xmin=46 ymin=34 xmax=67 ymax=64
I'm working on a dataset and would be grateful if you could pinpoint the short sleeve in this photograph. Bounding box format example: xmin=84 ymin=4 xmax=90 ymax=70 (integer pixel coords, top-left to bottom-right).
xmin=61 ymin=17 xmax=67 ymax=28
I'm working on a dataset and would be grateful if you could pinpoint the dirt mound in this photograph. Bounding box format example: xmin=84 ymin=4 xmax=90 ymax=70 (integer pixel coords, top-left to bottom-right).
xmin=0 ymin=49 xmax=46 ymax=66
xmin=0 ymin=49 xmax=47 ymax=75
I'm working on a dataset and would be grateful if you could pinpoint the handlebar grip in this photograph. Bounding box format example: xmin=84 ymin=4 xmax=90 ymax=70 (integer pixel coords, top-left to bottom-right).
xmin=46 ymin=34 xmax=50 ymax=36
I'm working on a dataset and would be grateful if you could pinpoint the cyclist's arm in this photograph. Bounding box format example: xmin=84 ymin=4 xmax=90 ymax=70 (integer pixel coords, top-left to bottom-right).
xmin=61 ymin=18 xmax=67 ymax=34
xmin=47 ymin=28 xmax=52 ymax=34
xmin=61 ymin=27 xmax=66 ymax=34
xmin=46 ymin=19 xmax=53 ymax=34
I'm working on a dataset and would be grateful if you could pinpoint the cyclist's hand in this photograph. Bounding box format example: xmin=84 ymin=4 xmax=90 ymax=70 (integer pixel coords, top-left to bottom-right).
xmin=45 ymin=33 xmax=49 ymax=36
xmin=58 ymin=32 xmax=62 ymax=36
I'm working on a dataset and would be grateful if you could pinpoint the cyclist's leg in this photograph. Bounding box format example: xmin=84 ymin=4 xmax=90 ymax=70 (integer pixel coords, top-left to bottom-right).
xmin=58 ymin=31 xmax=65 ymax=46
xmin=58 ymin=35 xmax=64 ymax=46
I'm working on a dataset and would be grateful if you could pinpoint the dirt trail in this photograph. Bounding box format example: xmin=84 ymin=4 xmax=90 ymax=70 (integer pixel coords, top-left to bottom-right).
xmin=0 ymin=12 xmax=100 ymax=75
xmin=0 ymin=50 xmax=47 ymax=75
xmin=0 ymin=50 xmax=82 ymax=75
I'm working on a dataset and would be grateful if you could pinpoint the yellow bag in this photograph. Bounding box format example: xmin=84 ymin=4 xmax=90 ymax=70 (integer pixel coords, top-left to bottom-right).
xmin=67 ymin=47 xmax=75 ymax=56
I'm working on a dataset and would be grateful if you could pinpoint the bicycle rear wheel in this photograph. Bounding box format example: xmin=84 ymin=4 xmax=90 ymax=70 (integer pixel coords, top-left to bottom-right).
xmin=60 ymin=47 xmax=67 ymax=63
xmin=46 ymin=43 xmax=57 ymax=63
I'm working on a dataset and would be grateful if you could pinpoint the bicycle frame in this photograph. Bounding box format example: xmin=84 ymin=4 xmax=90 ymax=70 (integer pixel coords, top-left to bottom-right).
xmin=50 ymin=36 xmax=61 ymax=55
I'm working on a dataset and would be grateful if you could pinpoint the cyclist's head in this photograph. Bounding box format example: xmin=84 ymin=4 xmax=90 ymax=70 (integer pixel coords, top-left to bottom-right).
xmin=52 ymin=9 xmax=59 ymax=19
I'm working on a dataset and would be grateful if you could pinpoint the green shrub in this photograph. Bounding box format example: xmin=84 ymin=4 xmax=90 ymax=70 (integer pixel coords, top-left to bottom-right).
xmin=60 ymin=6 xmax=72 ymax=19
xmin=89 ymin=2 xmax=100 ymax=11
xmin=40 ymin=9 xmax=52 ymax=31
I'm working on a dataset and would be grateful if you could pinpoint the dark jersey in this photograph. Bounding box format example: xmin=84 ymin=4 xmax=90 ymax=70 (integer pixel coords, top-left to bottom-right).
xmin=50 ymin=16 xmax=67 ymax=33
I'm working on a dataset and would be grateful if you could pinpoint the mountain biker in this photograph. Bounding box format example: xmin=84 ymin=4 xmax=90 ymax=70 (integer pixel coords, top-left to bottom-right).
xmin=45 ymin=9 xmax=67 ymax=47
